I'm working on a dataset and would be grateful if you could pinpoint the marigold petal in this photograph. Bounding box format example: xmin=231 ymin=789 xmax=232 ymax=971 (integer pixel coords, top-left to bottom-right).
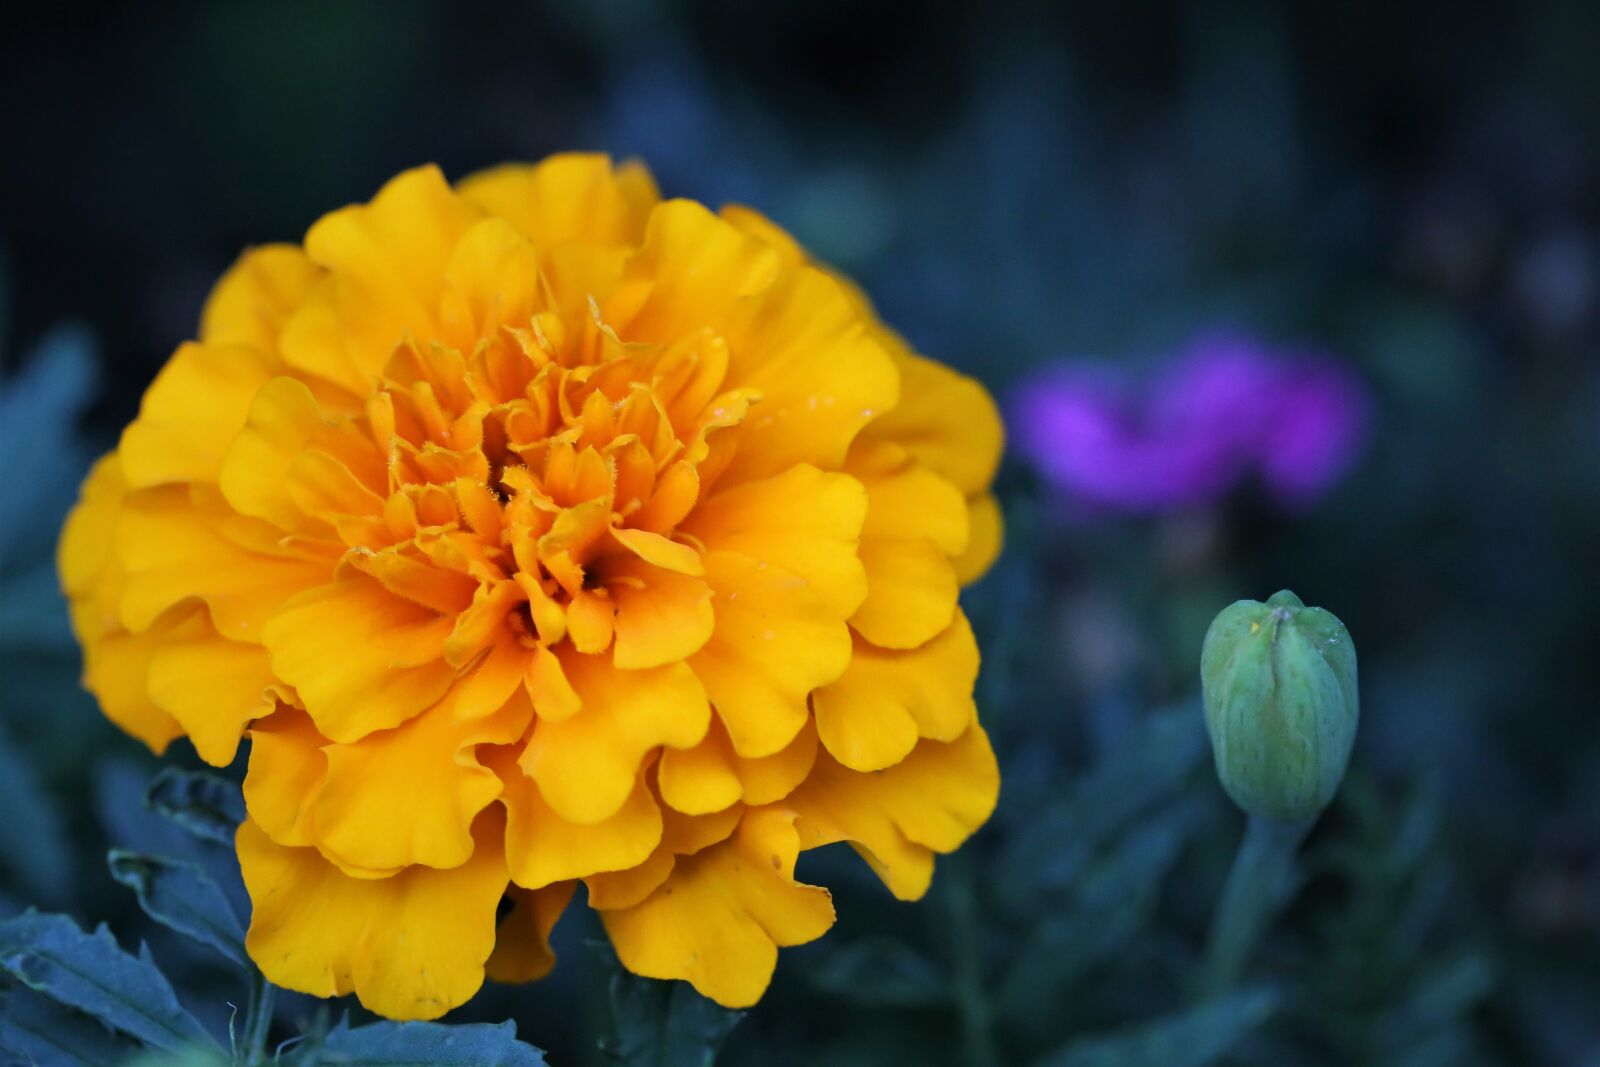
xmin=313 ymin=689 xmax=528 ymax=872
xmin=681 ymin=464 xmax=868 ymax=618
xmin=607 ymin=557 xmax=714 ymax=670
xmin=690 ymin=550 xmax=851 ymax=758
xmin=494 ymin=748 xmax=663 ymax=889
xmin=146 ymin=612 xmax=277 ymax=766
xmin=260 ymin=574 xmax=457 ymax=743
xmin=953 ymin=492 xmax=1003 ymax=585
xmin=788 ymin=724 xmax=999 ymax=901
xmin=82 ymin=612 xmax=189 ymax=756
xmin=244 ymin=706 xmax=328 ymax=848
xmin=585 ymin=803 xmax=744 ymax=911
xmin=601 ymin=808 xmax=834 ymax=1008
xmin=849 ymin=537 xmax=959 ymax=650
xmin=863 ymin=346 xmax=1003 ymax=498
xmin=814 ymin=610 xmax=979 ymax=772
xmin=610 ymin=200 xmax=781 ymax=344
xmin=459 ymin=154 xmax=657 ymax=250
xmin=486 ymin=883 xmax=575 ymax=984
xmin=238 ymin=810 xmax=508 ymax=1021
xmin=714 ymin=269 xmax=901 ymax=485
xmin=116 ymin=486 xmax=329 ymax=641
xmin=118 ymin=342 xmax=277 ymax=488
xmin=200 ymin=244 xmax=322 ymax=352
xmin=520 ymin=650 xmax=709 ymax=824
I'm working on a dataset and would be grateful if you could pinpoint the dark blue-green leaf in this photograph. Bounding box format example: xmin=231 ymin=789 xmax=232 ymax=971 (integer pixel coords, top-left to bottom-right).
xmin=0 ymin=910 xmax=219 ymax=1055
xmin=598 ymin=944 xmax=742 ymax=1067
xmin=311 ymin=1017 xmax=547 ymax=1065
xmin=0 ymin=989 xmax=143 ymax=1067
xmin=107 ymin=851 xmax=247 ymax=967
xmin=145 ymin=770 xmax=246 ymax=847
xmin=1034 ymin=988 xmax=1280 ymax=1067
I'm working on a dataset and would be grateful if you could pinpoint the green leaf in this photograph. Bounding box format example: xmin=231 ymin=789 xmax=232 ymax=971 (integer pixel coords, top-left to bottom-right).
xmin=107 ymin=850 xmax=247 ymax=967
xmin=598 ymin=944 xmax=743 ymax=1067
xmin=806 ymin=937 xmax=950 ymax=1008
xmin=0 ymin=989 xmax=143 ymax=1067
xmin=309 ymin=1017 xmax=547 ymax=1065
xmin=1034 ymin=988 xmax=1280 ymax=1067
xmin=145 ymin=770 xmax=246 ymax=847
xmin=0 ymin=910 xmax=219 ymax=1055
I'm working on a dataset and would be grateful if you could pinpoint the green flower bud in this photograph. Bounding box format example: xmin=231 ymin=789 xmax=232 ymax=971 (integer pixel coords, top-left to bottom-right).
xmin=1201 ymin=590 xmax=1359 ymax=822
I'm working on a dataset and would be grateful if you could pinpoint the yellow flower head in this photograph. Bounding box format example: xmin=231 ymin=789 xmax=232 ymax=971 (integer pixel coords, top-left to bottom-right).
xmin=57 ymin=156 xmax=1003 ymax=1019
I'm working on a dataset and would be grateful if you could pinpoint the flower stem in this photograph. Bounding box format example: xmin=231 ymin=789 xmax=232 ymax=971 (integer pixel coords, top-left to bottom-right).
xmin=945 ymin=857 xmax=999 ymax=1067
xmin=241 ymin=971 xmax=276 ymax=1066
xmin=1193 ymin=814 xmax=1313 ymax=998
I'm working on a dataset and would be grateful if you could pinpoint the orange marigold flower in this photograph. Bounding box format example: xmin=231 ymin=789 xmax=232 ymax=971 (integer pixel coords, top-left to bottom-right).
xmin=57 ymin=155 xmax=1003 ymax=1018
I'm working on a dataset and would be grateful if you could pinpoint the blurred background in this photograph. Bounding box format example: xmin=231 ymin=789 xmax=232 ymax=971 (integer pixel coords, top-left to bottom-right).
xmin=1 ymin=2 xmax=1597 ymax=1064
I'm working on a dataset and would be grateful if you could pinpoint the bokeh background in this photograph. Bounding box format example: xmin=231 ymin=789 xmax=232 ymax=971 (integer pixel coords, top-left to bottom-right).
xmin=2 ymin=3 xmax=1598 ymax=1064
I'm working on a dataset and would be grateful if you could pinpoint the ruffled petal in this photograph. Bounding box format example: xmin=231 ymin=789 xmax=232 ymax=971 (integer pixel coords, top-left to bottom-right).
xmin=260 ymin=574 xmax=457 ymax=743
xmin=952 ymin=493 xmax=1003 ymax=586
xmin=243 ymin=705 xmax=328 ymax=848
xmin=200 ymin=244 xmax=322 ymax=352
xmin=788 ymin=723 xmax=999 ymax=901
xmin=520 ymin=650 xmax=709 ymax=824
xmin=494 ymin=748 xmax=662 ymax=889
xmin=849 ymin=537 xmax=958 ymax=650
xmin=460 ymin=154 xmax=658 ymax=251
xmin=146 ymin=611 xmax=277 ymax=766
xmin=118 ymin=342 xmax=277 ymax=488
xmin=690 ymin=550 xmax=851 ymax=759
xmin=681 ymin=464 xmax=868 ymax=618
xmin=862 ymin=345 xmax=1003 ymax=498
xmin=238 ymin=811 xmax=509 ymax=1021
xmin=584 ymin=804 xmax=742 ymax=911
xmin=486 ymin=882 xmax=576 ymax=984
xmin=601 ymin=808 xmax=834 ymax=1007
xmin=312 ymin=687 xmax=530 ymax=872
xmin=814 ymin=610 xmax=979 ymax=772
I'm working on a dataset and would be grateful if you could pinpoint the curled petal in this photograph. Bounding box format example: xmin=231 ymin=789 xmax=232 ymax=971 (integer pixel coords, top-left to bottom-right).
xmin=601 ymin=808 xmax=834 ymax=1007
xmin=814 ymin=610 xmax=979 ymax=772
xmin=520 ymin=650 xmax=709 ymax=825
xmin=486 ymin=882 xmax=576 ymax=984
xmin=788 ymin=724 xmax=999 ymax=901
xmin=238 ymin=809 xmax=510 ymax=1021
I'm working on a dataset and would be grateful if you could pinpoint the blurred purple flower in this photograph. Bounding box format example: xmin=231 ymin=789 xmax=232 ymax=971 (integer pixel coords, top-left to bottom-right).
xmin=1011 ymin=334 xmax=1370 ymax=514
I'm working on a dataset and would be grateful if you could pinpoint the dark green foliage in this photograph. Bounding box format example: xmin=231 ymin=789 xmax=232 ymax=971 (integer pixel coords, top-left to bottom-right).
xmin=144 ymin=771 xmax=248 ymax=849
xmin=304 ymin=1017 xmax=547 ymax=1066
xmin=0 ymin=911 xmax=219 ymax=1055
xmin=597 ymin=944 xmax=744 ymax=1067
xmin=0 ymin=989 xmax=143 ymax=1067
xmin=107 ymin=852 xmax=247 ymax=968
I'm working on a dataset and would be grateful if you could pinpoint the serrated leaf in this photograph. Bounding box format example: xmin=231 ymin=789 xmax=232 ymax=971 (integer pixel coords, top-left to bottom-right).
xmin=145 ymin=770 xmax=246 ymax=847
xmin=107 ymin=851 xmax=247 ymax=967
xmin=1035 ymin=988 xmax=1279 ymax=1067
xmin=0 ymin=910 xmax=219 ymax=1055
xmin=806 ymin=937 xmax=950 ymax=1008
xmin=597 ymin=943 xmax=743 ymax=1067
xmin=0 ymin=989 xmax=143 ymax=1067
xmin=310 ymin=1017 xmax=547 ymax=1066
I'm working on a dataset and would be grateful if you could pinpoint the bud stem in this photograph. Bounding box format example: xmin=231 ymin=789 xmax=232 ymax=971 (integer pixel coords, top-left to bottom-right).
xmin=1193 ymin=814 xmax=1313 ymax=998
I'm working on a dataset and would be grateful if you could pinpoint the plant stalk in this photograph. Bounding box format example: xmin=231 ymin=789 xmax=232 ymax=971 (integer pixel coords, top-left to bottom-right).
xmin=1193 ymin=814 xmax=1313 ymax=998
